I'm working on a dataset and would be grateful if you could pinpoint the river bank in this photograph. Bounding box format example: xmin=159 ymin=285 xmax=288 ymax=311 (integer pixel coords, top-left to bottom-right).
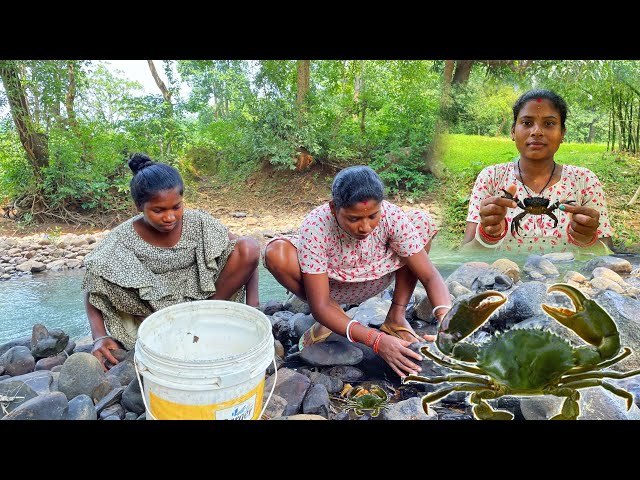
xmin=2 ymin=249 xmax=640 ymax=420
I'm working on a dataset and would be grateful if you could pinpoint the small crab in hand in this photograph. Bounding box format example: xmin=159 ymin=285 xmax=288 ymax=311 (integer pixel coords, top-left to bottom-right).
xmin=343 ymin=385 xmax=390 ymax=417
xmin=500 ymin=188 xmax=575 ymax=237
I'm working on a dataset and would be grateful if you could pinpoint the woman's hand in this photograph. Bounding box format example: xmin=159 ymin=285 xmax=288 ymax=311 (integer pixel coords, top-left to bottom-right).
xmin=92 ymin=337 xmax=121 ymax=372
xmin=560 ymin=203 xmax=600 ymax=244
xmin=376 ymin=334 xmax=428 ymax=377
xmin=478 ymin=184 xmax=517 ymax=237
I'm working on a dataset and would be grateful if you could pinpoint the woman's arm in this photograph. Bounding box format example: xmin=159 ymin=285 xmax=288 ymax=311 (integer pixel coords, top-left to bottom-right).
xmin=84 ymin=291 xmax=120 ymax=371
xmin=403 ymin=249 xmax=451 ymax=317
xmin=303 ymin=272 xmax=426 ymax=377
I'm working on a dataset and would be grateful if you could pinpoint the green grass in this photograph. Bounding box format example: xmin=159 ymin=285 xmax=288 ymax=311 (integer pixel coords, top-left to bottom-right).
xmin=440 ymin=133 xmax=612 ymax=175
xmin=434 ymin=134 xmax=640 ymax=251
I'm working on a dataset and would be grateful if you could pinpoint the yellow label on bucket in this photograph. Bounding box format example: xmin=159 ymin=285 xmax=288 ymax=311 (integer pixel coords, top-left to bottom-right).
xmin=149 ymin=380 xmax=265 ymax=420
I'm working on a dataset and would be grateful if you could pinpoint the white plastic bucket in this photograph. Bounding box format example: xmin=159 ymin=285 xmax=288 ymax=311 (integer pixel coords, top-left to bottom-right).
xmin=134 ymin=300 xmax=275 ymax=420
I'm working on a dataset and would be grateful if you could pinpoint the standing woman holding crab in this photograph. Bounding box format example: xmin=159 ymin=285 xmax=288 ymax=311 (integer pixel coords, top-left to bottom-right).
xmin=462 ymin=88 xmax=614 ymax=253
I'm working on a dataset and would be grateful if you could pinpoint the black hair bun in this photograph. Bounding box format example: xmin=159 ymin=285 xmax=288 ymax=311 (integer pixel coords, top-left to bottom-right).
xmin=128 ymin=153 xmax=155 ymax=174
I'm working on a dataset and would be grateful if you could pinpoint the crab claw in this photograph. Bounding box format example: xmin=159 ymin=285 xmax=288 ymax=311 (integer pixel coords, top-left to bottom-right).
xmin=437 ymin=290 xmax=507 ymax=357
xmin=541 ymin=283 xmax=620 ymax=364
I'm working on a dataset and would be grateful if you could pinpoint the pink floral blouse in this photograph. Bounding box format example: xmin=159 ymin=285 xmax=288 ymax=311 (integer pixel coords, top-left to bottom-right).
xmin=466 ymin=162 xmax=612 ymax=253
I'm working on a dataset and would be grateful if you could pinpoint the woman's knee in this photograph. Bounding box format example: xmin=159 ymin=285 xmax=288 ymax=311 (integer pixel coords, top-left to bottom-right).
xmin=234 ymin=236 xmax=260 ymax=267
xmin=263 ymin=239 xmax=293 ymax=273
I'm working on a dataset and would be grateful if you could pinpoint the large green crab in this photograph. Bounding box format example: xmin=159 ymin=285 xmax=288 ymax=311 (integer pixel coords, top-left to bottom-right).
xmin=403 ymin=283 xmax=640 ymax=420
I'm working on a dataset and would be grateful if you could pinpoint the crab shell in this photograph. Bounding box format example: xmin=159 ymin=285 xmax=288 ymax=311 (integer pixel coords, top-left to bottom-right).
xmin=344 ymin=385 xmax=390 ymax=417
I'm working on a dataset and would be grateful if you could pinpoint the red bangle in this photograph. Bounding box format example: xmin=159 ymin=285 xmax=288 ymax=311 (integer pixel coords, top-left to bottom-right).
xmin=566 ymin=225 xmax=598 ymax=247
xmin=372 ymin=332 xmax=385 ymax=354
xmin=365 ymin=329 xmax=376 ymax=347
xmin=478 ymin=223 xmax=507 ymax=242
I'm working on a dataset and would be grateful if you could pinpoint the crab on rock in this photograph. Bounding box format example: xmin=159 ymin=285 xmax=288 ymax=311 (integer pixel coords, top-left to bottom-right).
xmin=403 ymin=284 xmax=640 ymax=420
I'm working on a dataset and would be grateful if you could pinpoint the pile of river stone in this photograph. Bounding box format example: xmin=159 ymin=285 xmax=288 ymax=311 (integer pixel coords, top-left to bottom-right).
xmin=0 ymin=232 xmax=108 ymax=280
xmin=2 ymin=249 xmax=640 ymax=421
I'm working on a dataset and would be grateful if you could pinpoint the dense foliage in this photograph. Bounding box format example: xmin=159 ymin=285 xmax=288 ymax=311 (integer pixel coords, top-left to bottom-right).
xmin=0 ymin=59 xmax=638 ymax=249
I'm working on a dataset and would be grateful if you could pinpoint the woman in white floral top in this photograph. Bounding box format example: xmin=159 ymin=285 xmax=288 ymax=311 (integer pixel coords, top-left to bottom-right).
xmin=463 ymin=88 xmax=613 ymax=254
xmin=264 ymin=165 xmax=451 ymax=377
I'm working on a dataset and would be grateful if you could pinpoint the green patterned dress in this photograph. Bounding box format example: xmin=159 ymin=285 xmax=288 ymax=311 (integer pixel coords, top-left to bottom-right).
xmin=82 ymin=208 xmax=243 ymax=350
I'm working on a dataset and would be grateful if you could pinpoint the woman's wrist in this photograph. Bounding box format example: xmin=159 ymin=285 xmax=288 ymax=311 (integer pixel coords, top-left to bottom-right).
xmin=566 ymin=225 xmax=598 ymax=247
xmin=475 ymin=223 xmax=506 ymax=248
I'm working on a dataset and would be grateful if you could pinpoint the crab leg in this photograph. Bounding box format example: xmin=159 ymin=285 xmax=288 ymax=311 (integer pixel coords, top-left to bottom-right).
xmin=552 ymin=379 xmax=635 ymax=411
xmin=418 ymin=383 xmax=492 ymax=410
xmin=418 ymin=346 xmax=486 ymax=375
xmin=541 ymin=283 xmax=621 ymax=365
xmin=559 ymin=367 xmax=640 ymax=385
xmin=404 ymin=373 xmax=492 ymax=386
xmin=563 ymin=347 xmax=632 ymax=375
xmin=469 ymin=391 xmax=513 ymax=420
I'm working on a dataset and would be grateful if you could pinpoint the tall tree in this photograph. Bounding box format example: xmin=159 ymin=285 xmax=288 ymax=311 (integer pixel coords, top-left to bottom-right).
xmin=0 ymin=61 xmax=49 ymax=184
xmin=147 ymin=59 xmax=173 ymax=115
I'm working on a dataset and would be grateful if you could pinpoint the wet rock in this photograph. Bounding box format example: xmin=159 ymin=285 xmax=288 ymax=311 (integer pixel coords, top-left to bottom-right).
xmin=321 ymin=365 xmax=364 ymax=383
xmin=491 ymin=258 xmax=521 ymax=283
xmin=261 ymin=393 xmax=287 ymax=420
xmin=99 ymin=403 xmax=125 ymax=420
xmin=58 ymin=352 xmax=105 ymax=400
xmin=380 ymin=397 xmax=437 ymax=420
xmin=301 ymin=369 xmax=343 ymax=394
xmin=471 ymin=272 xmax=513 ymax=292
xmin=66 ymin=394 xmax=97 ymax=420
xmin=31 ymin=324 xmax=69 ymax=358
xmin=0 ymin=336 xmax=31 ymax=356
xmin=264 ymin=368 xmax=311 ymax=416
xmin=523 ymin=255 xmax=559 ymax=277
xmin=2 ymin=391 xmax=68 ymax=420
xmin=0 ymin=381 xmax=38 ymax=418
xmin=35 ymin=351 xmax=68 ymax=371
xmin=92 ymin=375 xmax=123 ymax=403
xmin=261 ymin=300 xmax=284 ymax=316
xmin=302 ymin=383 xmax=330 ymax=418
xmin=0 ymin=346 xmax=36 ymax=376
xmin=583 ymin=256 xmax=632 ymax=275
xmin=106 ymin=360 xmax=136 ymax=386
xmin=121 ymin=378 xmax=145 ymax=415
xmin=297 ymin=341 xmax=363 ymax=367
xmin=492 ymin=281 xmax=549 ymax=330
xmin=94 ymin=386 xmax=125 ymax=414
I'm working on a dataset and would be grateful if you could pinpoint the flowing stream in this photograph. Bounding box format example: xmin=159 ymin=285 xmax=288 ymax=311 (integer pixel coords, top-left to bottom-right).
xmin=1 ymin=241 xmax=638 ymax=345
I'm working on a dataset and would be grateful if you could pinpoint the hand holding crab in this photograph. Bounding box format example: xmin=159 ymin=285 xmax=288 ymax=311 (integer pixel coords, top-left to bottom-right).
xmin=499 ymin=188 xmax=577 ymax=237
xmin=476 ymin=184 xmax=518 ymax=238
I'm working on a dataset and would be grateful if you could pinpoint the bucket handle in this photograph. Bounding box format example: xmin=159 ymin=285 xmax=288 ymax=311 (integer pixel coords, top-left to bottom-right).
xmin=260 ymin=356 xmax=277 ymax=420
xmin=134 ymin=356 xmax=158 ymax=421
xmin=134 ymin=355 xmax=278 ymax=421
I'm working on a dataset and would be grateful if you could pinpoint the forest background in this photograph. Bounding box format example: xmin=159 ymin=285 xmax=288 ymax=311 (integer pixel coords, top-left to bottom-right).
xmin=0 ymin=59 xmax=638 ymax=251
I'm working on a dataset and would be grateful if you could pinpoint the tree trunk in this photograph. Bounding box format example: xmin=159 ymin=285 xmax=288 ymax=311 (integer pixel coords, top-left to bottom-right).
xmin=65 ymin=61 xmax=80 ymax=134
xmin=147 ymin=60 xmax=173 ymax=115
xmin=452 ymin=60 xmax=474 ymax=85
xmin=443 ymin=60 xmax=454 ymax=86
xmin=296 ymin=60 xmax=310 ymax=125
xmin=0 ymin=62 xmax=49 ymax=182
xmin=587 ymin=117 xmax=597 ymax=143
xmin=495 ymin=115 xmax=507 ymax=136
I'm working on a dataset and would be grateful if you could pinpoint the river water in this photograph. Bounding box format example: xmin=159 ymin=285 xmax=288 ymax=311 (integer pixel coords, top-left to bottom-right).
xmin=1 ymin=243 xmax=638 ymax=345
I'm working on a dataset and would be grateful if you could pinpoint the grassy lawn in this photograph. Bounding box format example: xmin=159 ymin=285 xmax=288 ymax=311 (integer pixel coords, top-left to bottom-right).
xmin=434 ymin=134 xmax=640 ymax=251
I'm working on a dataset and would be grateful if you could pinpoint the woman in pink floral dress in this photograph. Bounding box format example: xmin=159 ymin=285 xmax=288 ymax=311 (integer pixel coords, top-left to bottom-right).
xmin=263 ymin=165 xmax=451 ymax=377
xmin=463 ymin=88 xmax=613 ymax=254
